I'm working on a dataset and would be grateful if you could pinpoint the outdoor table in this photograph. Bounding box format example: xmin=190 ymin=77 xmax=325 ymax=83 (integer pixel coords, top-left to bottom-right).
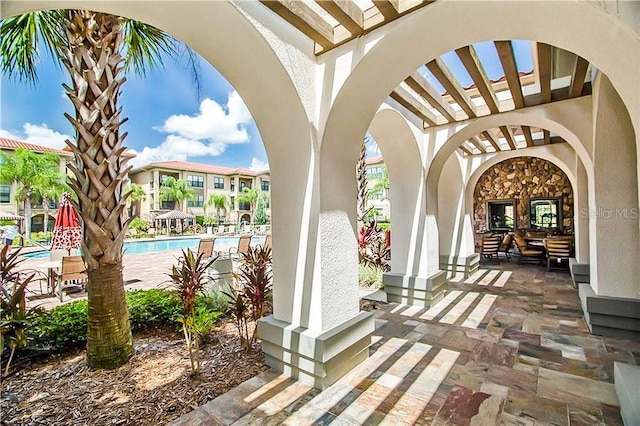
xmin=37 ymin=260 xmax=62 ymax=299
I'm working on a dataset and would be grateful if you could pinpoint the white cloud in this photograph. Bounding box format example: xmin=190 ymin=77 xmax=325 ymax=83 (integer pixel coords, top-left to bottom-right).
xmin=249 ymin=157 xmax=269 ymax=171
xmin=130 ymin=91 xmax=253 ymax=168
xmin=0 ymin=123 xmax=71 ymax=149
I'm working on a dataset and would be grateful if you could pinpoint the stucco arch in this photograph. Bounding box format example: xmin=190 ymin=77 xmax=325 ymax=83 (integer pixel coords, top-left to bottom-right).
xmin=426 ymin=99 xmax=592 ymax=215
xmin=320 ymin=0 xmax=640 ymax=213
xmin=1 ymin=1 xmax=314 ymax=323
xmin=368 ymin=107 xmax=427 ymax=275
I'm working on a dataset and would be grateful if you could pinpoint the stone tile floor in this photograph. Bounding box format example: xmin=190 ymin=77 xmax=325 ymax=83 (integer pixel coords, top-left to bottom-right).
xmin=172 ymin=262 xmax=640 ymax=425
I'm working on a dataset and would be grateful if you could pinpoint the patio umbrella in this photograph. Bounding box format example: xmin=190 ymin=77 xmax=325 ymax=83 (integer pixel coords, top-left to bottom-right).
xmin=50 ymin=192 xmax=82 ymax=254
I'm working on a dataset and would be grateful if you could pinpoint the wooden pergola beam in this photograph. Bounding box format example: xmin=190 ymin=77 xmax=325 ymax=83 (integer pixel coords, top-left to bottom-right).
xmin=390 ymin=86 xmax=438 ymax=126
xmin=458 ymin=145 xmax=473 ymax=156
xmin=316 ymin=0 xmax=364 ymax=34
xmin=469 ymin=136 xmax=487 ymax=153
xmin=456 ymin=45 xmax=500 ymax=114
xmin=494 ymin=40 xmax=525 ymax=109
xmin=260 ymin=0 xmax=335 ymax=48
xmin=499 ymin=125 xmax=517 ymax=150
xmin=543 ymin=130 xmax=551 ymax=145
xmin=372 ymin=0 xmax=400 ymax=20
xmin=521 ymin=126 xmax=535 ymax=147
xmin=482 ymin=129 xmax=501 ymax=151
xmin=405 ymin=72 xmax=457 ymax=122
xmin=569 ymin=55 xmax=589 ymax=98
xmin=426 ymin=58 xmax=477 ymax=119
xmin=537 ymin=42 xmax=552 ymax=104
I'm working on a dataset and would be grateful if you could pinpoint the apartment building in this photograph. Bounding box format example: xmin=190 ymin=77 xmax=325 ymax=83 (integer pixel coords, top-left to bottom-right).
xmin=0 ymin=138 xmax=73 ymax=232
xmin=129 ymin=161 xmax=270 ymax=224
xmin=365 ymin=154 xmax=390 ymax=221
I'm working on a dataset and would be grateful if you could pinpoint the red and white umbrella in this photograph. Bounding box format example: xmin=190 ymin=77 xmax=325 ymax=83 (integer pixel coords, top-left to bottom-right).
xmin=50 ymin=193 xmax=82 ymax=254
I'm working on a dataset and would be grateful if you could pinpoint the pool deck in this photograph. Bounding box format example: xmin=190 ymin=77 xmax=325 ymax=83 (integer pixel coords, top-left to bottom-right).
xmin=16 ymin=235 xmax=260 ymax=310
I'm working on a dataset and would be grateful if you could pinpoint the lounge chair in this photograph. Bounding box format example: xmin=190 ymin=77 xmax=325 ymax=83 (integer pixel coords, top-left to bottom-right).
xmin=197 ymin=238 xmax=217 ymax=259
xmin=544 ymin=238 xmax=573 ymax=271
xmin=513 ymin=234 xmax=544 ymax=264
xmin=52 ymin=256 xmax=88 ymax=301
xmin=480 ymin=235 xmax=501 ymax=263
xmin=498 ymin=233 xmax=514 ymax=261
xmin=216 ymin=225 xmax=225 ymax=235
xmin=229 ymin=235 xmax=251 ymax=260
xmin=262 ymin=233 xmax=272 ymax=251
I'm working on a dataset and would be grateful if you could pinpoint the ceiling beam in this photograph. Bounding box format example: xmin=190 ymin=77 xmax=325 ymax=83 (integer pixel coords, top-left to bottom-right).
xmin=482 ymin=129 xmax=501 ymax=151
xmin=537 ymin=42 xmax=552 ymax=104
xmin=469 ymin=136 xmax=487 ymax=153
xmin=569 ymin=55 xmax=589 ymax=98
xmin=260 ymin=0 xmax=335 ymax=48
xmin=543 ymin=130 xmax=551 ymax=145
xmin=455 ymin=45 xmax=500 ymax=114
xmin=316 ymin=0 xmax=364 ymax=34
xmin=494 ymin=40 xmax=525 ymax=109
xmin=521 ymin=126 xmax=535 ymax=147
xmin=405 ymin=72 xmax=457 ymax=122
xmin=458 ymin=145 xmax=473 ymax=156
xmin=426 ymin=58 xmax=478 ymax=119
xmin=389 ymin=86 xmax=438 ymax=126
xmin=499 ymin=125 xmax=517 ymax=150
xmin=372 ymin=0 xmax=400 ymax=20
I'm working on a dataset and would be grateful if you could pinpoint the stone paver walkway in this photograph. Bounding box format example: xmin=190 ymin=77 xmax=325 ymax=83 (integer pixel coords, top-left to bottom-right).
xmin=172 ymin=262 xmax=640 ymax=425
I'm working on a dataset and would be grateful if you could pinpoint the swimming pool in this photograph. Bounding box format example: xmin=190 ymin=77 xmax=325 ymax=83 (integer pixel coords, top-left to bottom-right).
xmin=22 ymin=235 xmax=266 ymax=259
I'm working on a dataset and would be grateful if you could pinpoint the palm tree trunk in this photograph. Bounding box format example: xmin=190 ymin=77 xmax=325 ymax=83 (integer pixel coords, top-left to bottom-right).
xmin=24 ymin=197 xmax=32 ymax=239
xmin=61 ymin=10 xmax=133 ymax=368
xmin=86 ymin=264 xmax=132 ymax=367
xmin=43 ymin=200 xmax=50 ymax=233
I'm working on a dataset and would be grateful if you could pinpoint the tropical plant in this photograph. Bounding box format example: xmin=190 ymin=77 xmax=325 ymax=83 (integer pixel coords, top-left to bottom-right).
xmin=253 ymin=196 xmax=269 ymax=225
xmin=125 ymin=183 xmax=146 ymax=218
xmin=356 ymin=136 xmax=371 ymax=222
xmin=237 ymin=187 xmax=264 ymax=222
xmin=159 ymin=177 xmax=195 ymax=211
xmin=230 ymin=245 xmax=273 ymax=346
xmin=358 ymin=219 xmax=390 ymax=271
xmin=1 ymin=9 xmax=197 ymax=368
xmin=36 ymin=171 xmax=71 ymax=234
xmin=202 ymin=216 xmax=217 ymax=227
xmin=225 ymin=287 xmax=251 ymax=351
xmin=368 ymin=165 xmax=389 ymax=203
xmin=206 ymin=193 xmax=228 ymax=223
xmin=0 ymin=149 xmax=65 ymax=239
xmin=359 ymin=263 xmax=384 ymax=289
xmin=0 ymin=246 xmax=42 ymax=375
xmin=167 ymin=248 xmax=217 ymax=373
xmin=129 ymin=217 xmax=149 ymax=233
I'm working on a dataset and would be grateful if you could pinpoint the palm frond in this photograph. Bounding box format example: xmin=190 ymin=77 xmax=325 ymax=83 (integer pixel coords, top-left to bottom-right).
xmin=121 ymin=19 xmax=179 ymax=76
xmin=0 ymin=10 xmax=66 ymax=84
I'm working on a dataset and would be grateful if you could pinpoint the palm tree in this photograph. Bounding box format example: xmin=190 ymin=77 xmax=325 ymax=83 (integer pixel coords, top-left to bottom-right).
xmin=159 ymin=177 xmax=195 ymax=211
xmin=206 ymin=193 xmax=228 ymax=223
xmin=237 ymin=186 xmax=264 ymax=223
xmin=35 ymin=173 xmax=71 ymax=234
xmin=356 ymin=137 xmax=369 ymax=222
xmin=0 ymin=149 xmax=65 ymax=239
xmin=125 ymin=183 xmax=146 ymax=217
xmin=1 ymin=10 xmax=194 ymax=368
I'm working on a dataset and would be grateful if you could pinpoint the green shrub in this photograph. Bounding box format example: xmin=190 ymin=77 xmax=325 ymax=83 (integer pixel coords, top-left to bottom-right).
xmin=28 ymin=300 xmax=88 ymax=349
xmin=199 ymin=289 xmax=230 ymax=314
xmin=27 ymin=289 xmax=223 ymax=351
xmin=129 ymin=217 xmax=149 ymax=233
xmin=377 ymin=222 xmax=391 ymax=232
xmin=127 ymin=289 xmax=183 ymax=331
xmin=359 ymin=264 xmax=384 ymax=289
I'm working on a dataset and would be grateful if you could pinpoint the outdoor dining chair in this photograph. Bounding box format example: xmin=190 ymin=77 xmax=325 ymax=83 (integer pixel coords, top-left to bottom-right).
xmin=52 ymin=256 xmax=88 ymax=301
xmin=480 ymin=235 xmax=501 ymax=263
xmin=513 ymin=234 xmax=544 ymax=264
xmin=544 ymin=238 xmax=573 ymax=271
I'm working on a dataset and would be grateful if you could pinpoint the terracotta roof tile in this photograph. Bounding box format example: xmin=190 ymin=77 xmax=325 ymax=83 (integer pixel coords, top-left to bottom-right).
xmin=138 ymin=161 xmax=269 ymax=176
xmin=366 ymin=154 xmax=384 ymax=165
xmin=0 ymin=137 xmax=73 ymax=156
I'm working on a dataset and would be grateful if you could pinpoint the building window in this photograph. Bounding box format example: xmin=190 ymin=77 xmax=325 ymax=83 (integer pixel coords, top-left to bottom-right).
xmin=160 ymin=174 xmax=170 ymax=184
xmin=0 ymin=185 xmax=10 ymax=203
xmin=230 ymin=181 xmax=235 ymax=191
xmin=261 ymin=180 xmax=270 ymax=191
xmin=368 ymin=189 xmax=383 ymax=200
xmin=367 ymin=166 xmax=383 ymax=179
xmin=188 ymin=195 xmax=204 ymax=207
xmin=239 ymin=201 xmax=251 ymax=211
xmin=187 ymin=175 xmax=204 ymax=188
xmin=214 ymin=176 xmax=224 ymax=189
xmin=240 ymin=182 xmax=246 ymax=191
xmin=161 ymin=200 xmax=175 ymax=210
xmin=230 ymin=196 xmax=235 ymax=210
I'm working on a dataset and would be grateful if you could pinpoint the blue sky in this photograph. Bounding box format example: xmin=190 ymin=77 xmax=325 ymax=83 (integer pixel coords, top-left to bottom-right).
xmin=1 ymin=37 xmax=532 ymax=169
xmin=1 ymin=48 xmax=269 ymax=170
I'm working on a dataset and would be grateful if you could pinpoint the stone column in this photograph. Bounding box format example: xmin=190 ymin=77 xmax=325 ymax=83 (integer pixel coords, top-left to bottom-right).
xmin=581 ymin=73 xmax=640 ymax=340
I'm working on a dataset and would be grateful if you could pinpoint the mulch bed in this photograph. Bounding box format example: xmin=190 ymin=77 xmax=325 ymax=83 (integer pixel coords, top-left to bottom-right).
xmin=0 ymin=319 xmax=267 ymax=425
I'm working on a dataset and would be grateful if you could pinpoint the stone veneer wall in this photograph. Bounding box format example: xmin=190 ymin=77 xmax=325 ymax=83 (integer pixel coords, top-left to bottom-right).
xmin=474 ymin=157 xmax=574 ymax=232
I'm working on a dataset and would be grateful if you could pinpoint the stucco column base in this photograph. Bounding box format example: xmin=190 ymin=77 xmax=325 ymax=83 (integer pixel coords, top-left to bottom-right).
xmin=439 ymin=253 xmax=480 ymax=278
xmin=579 ymin=284 xmax=640 ymax=341
xmin=569 ymin=259 xmax=590 ymax=289
xmin=383 ymin=270 xmax=447 ymax=307
xmin=257 ymin=311 xmax=375 ymax=390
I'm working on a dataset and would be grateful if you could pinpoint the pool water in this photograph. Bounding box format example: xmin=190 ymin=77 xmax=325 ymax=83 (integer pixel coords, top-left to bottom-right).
xmin=22 ymin=235 xmax=266 ymax=259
